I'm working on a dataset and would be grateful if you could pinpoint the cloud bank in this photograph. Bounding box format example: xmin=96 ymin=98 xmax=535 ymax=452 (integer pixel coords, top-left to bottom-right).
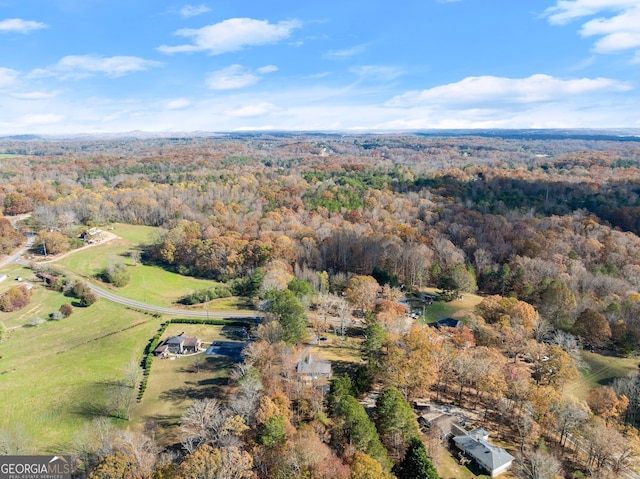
xmin=158 ymin=18 xmax=301 ymax=55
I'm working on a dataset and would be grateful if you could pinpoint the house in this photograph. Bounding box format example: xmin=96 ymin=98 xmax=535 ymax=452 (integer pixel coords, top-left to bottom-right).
xmin=419 ymin=412 xmax=467 ymax=439
xmin=430 ymin=317 xmax=462 ymax=329
xmin=154 ymin=332 xmax=201 ymax=356
xmin=296 ymin=355 xmax=332 ymax=382
xmin=453 ymin=427 xmax=514 ymax=477
xmin=79 ymin=227 xmax=103 ymax=243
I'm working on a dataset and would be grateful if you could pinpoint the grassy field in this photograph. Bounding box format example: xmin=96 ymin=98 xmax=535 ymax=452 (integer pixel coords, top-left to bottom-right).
xmin=0 ymin=288 xmax=161 ymax=452
xmin=566 ymin=351 xmax=639 ymax=400
xmin=437 ymin=449 xmax=491 ymax=479
xmin=419 ymin=289 xmax=484 ymax=324
xmin=133 ymin=324 xmax=242 ymax=446
xmin=0 ymin=222 xmax=256 ymax=452
xmin=0 ymin=265 xmax=66 ymax=329
xmin=55 ymin=224 xmax=246 ymax=310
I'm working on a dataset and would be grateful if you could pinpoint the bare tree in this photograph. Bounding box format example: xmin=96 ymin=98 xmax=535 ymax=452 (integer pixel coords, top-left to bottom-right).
xmin=117 ymin=430 xmax=157 ymax=479
xmin=0 ymin=425 xmax=32 ymax=455
xmin=123 ymin=360 xmax=142 ymax=389
xmin=180 ymin=398 xmax=231 ymax=451
xmin=514 ymin=448 xmax=563 ymax=479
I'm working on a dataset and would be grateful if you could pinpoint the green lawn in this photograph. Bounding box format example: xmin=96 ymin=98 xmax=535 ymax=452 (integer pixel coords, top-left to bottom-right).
xmin=0 ymin=265 xmax=63 ymax=329
xmin=437 ymin=450 xmax=491 ymax=479
xmin=133 ymin=324 xmax=241 ymax=446
xmin=0 ymin=292 xmax=161 ymax=453
xmin=566 ymin=351 xmax=639 ymax=400
xmin=107 ymin=223 xmax=158 ymax=245
xmin=55 ymin=224 xmax=241 ymax=310
xmin=419 ymin=289 xmax=484 ymax=324
xmin=0 ymin=224 xmax=253 ymax=452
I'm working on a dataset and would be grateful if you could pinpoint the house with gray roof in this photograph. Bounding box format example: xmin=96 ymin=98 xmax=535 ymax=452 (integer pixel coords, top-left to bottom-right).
xmin=154 ymin=332 xmax=201 ymax=357
xmin=453 ymin=427 xmax=514 ymax=477
xmin=296 ymin=355 xmax=332 ymax=382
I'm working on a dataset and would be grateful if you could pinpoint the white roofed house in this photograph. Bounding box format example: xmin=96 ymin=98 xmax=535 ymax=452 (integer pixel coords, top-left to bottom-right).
xmin=453 ymin=427 xmax=514 ymax=477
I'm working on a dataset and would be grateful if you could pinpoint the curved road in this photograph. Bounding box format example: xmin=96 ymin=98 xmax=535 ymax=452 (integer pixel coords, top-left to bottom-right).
xmin=1 ymin=219 xmax=261 ymax=321
xmin=0 ymin=232 xmax=35 ymax=269
xmin=87 ymin=282 xmax=261 ymax=320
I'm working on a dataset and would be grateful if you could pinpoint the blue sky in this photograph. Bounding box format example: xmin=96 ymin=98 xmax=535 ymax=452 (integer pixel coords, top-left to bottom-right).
xmin=0 ymin=0 xmax=638 ymax=133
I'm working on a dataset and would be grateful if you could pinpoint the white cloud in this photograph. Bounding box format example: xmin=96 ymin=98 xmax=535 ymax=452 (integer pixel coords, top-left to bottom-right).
xmin=158 ymin=18 xmax=301 ymax=55
xmin=326 ymin=45 xmax=366 ymax=59
xmin=165 ymin=98 xmax=191 ymax=109
xmin=179 ymin=4 xmax=210 ymax=18
xmin=225 ymin=102 xmax=280 ymax=117
xmin=350 ymin=65 xmax=403 ymax=81
xmin=205 ymin=64 xmax=277 ymax=90
xmin=206 ymin=65 xmax=260 ymax=90
xmin=545 ymin=1 xmax=640 ymax=59
xmin=0 ymin=67 xmax=19 ymax=89
xmin=0 ymin=18 xmax=48 ymax=34
xmin=545 ymin=0 xmax=637 ymax=24
xmin=386 ymin=74 xmax=631 ymax=107
xmin=303 ymin=72 xmax=332 ymax=79
xmin=33 ymin=55 xmax=162 ymax=79
xmin=257 ymin=65 xmax=278 ymax=74
xmin=1 ymin=72 xmax=637 ymax=134
xmin=12 ymin=91 xmax=58 ymax=100
xmin=2 ymin=113 xmax=64 ymax=129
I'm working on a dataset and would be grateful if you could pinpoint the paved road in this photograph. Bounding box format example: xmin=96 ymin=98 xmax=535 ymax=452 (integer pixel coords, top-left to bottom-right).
xmin=0 ymin=232 xmax=35 ymax=269
xmin=0 ymin=220 xmax=261 ymax=321
xmin=87 ymin=282 xmax=261 ymax=320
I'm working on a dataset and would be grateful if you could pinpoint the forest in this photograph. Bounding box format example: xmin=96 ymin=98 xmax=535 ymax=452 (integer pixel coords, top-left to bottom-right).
xmin=1 ymin=131 xmax=640 ymax=479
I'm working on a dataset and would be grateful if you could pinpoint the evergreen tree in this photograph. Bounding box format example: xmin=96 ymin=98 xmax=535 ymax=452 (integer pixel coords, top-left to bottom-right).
xmin=394 ymin=437 xmax=439 ymax=479
xmin=267 ymin=289 xmax=307 ymax=344
xmin=335 ymin=395 xmax=389 ymax=469
xmin=329 ymin=374 xmax=355 ymax=413
xmin=362 ymin=322 xmax=386 ymax=368
xmin=375 ymin=387 xmax=419 ymax=456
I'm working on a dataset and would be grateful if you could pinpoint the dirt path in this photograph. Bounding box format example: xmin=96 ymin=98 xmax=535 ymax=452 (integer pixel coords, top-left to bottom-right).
xmin=38 ymin=231 xmax=119 ymax=263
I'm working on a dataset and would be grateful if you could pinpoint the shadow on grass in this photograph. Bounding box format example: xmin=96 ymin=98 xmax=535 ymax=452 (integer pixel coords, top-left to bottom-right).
xmin=205 ymin=356 xmax=235 ymax=370
xmin=220 ymin=324 xmax=249 ymax=340
xmin=74 ymin=401 xmax=109 ymax=418
xmin=159 ymin=376 xmax=228 ymax=403
xmin=331 ymin=359 xmax=360 ymax=377
xmin=142 ymin=414 xmax=181 ymax=431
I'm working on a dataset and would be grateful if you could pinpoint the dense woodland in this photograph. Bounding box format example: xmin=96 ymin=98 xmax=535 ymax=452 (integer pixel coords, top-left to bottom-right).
xmin=2 ymin=132 xmax=640 ymax=478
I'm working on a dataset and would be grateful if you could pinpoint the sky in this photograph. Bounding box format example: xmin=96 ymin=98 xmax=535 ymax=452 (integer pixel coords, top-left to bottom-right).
xmin=0 ymin=0 xmax=638 ymax=134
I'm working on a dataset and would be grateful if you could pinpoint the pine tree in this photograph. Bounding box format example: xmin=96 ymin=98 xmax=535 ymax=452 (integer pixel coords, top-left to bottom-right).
xmin=394 ymin=437 xmax=439 ymax=479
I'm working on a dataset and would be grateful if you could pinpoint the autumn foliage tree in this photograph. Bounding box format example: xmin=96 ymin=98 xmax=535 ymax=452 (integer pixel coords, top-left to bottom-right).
xmin=39 ymin=231 xmax=71 ymax=256
xmin=587 ymin=386 xmax=629 ymax=425
xmin=0 ymin=285 xmax=32 ymax=312
xmin=573 ymin=308 xmax=611 ymax=346
xmin=345 ymin=276 xmax=380 ymax=315
xmin=0 ymin=217 xmax=22 ymax=254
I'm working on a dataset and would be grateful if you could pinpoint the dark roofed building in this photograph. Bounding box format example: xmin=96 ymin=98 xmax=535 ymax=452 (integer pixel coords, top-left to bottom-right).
xmin=430 ymin=317 xmax=462 ymax=329
xmin=155 ymin=332 xmax=201 ymax=356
